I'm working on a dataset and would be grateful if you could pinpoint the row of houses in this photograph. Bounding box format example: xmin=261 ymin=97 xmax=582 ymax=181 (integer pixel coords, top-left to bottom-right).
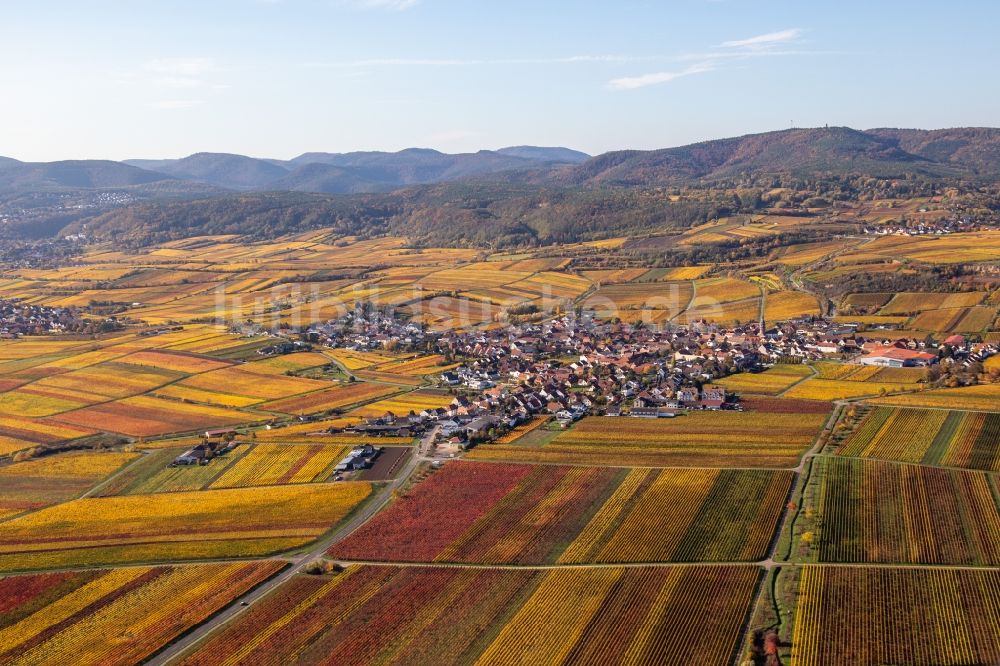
xmin=312 ymin=311 xmax=997 ymax=446
xmin=0 ymin=298 xmax=103 ymax=337
xmin=857 ymin=336 xmax=999 ymax=368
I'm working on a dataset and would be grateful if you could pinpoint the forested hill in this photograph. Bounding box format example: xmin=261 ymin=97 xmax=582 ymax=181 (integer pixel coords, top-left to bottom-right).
xmin=63 ymin=185 xmax=723 ymax=249
xmin=9 ymin=126 xmax=1000 ymax=247
xmin=559 ymin=127 xmax=997 ymax=186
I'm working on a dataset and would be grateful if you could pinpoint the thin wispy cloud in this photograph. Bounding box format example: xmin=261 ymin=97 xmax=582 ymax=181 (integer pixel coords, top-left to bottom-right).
xmin=269 ymin=0 xmax=420 ymax=8
xmin=144 ymin=58 xmax=225 ymax=89
xmin=609 ymin=28 xmax=807 ymax=91
xmin=304 ymin=26 xmax=816 ymax=93
xmin=720 ymin=28 xmax=802 ymax=50
xmin=150 ymin=100 xmax=203 ymax=110
xmin=350 ymin=0 xmax=420 ymax=10
xmin=146 ymin=58 xmax=220 ymax=77
xmin=133 ymin=58 xmax=227 ymax=110
xmin=608 ymin=62 xmax=716 ymax=90
xmin=309 ymin=54 xmax=656 ymax=68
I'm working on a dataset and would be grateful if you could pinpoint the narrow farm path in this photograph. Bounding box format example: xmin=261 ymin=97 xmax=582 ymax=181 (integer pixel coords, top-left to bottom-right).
xmin=785 ymin=234 xmax=870 ymax=317
xmin=80 ymin=450 xmax=151 ymax=499
xmin=757 ymin=282 xmax=767 ymax=328
xmin=150 ymin=427 xmax=435 ymax=666
xmin=669 ymin=278 xmax=698 ymax=322
xmin=775 ymin=362 xmax=818 ymax=398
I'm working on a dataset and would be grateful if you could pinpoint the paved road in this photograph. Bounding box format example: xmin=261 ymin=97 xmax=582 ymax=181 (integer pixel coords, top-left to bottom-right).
xmin=150 ymin=428 xmax=437 ymax=665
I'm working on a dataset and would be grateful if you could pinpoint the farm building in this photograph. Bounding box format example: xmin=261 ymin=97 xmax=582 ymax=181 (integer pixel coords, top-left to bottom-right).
xmin=335 ymin=445 xmax=382 ymax=472
xmin=629 ymin=406 xmax=676 ymax=418
xmin=858 ymin=346 xmax=937 ymax=368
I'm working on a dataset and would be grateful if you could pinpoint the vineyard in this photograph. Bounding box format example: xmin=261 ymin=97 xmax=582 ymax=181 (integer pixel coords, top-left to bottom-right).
xmin=783 ymin=377 xmax=919 ymax=401
xmin=349 ymin=390 xmax=455 ymax=418
xmin=330 ymin=461 xmax=792 ymax=564
xmin=808 ymin=458 xmax=1000 ymax=565
xmin=493 ymin=415 xmax=550 ymax=445
xmin=118 ymin=349 xmax=234 ymax=374
xmin=0 ymin=451 xmax=138 ymax=518
xmin=838 ymin=406 xmax=1000 ymax=470
xmin=209 ymin=443 xmax=350 ymax=488
xmin=258 ymin=382 xmax=400 ymax=415
xmin=0 ymin=561 xmax=284 ymax=666
xmin=470 ymin=408 xmax=827 ymax=468
xmin=764 ymin=290 xmax=821 ymax=321
xmin=95 ymin=443 xmax=354 ymax=494
xmin=871 ymin=383 xmax=1000 ymax=411
xmin=175 ymin=364 xmax=331 ymax=402
xmin=715 ymin=364 xmax=812 ymax=395
xmin=178 ymin=564 xmax=760 ymax=666
xmin=373 ymin=354 xmax=458 ymax=376
xmin=0 ymin=229 xmax=998 ymax=664
xmin=49 ymin=395 xmax=269 ymax=438
xmin=0 ymin=483 xmax=371 ymax=572
xmin=793 ymin=566 xmax=1000 ymax=665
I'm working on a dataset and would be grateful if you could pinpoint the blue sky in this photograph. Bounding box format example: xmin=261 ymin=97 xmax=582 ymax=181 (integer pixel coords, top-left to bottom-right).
xmin=2 ymin=0 xmax=998 ymax=161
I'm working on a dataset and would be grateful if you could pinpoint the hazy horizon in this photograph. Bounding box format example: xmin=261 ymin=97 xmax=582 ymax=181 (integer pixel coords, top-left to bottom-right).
xmin=4 ymin=123 xmax=999 ymax=164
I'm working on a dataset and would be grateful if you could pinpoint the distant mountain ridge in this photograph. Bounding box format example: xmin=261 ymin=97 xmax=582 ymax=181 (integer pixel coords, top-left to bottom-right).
xmin=0 ymin=159 xmax=177 ymax=190
xmin=128 ymin=153 xmax=290 ymax=191
xmin=561 ymin=127 xmax=980 ymax=186
xmin=865 ymin=127 xmax=1000 ymax=176
xmin=120 ymin=146 xmax=591 ymax=193
xmin=5 ymin=127 xmax=1000 ymax=245
xmin=6 ymin=128 xmax=1000 ymax=197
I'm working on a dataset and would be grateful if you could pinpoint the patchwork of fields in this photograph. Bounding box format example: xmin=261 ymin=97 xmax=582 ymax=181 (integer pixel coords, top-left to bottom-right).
xmin=805 ymin=457 xmax=1000 ymax=565
xmin=469 ymin=404 xmax=829 ymax=467
xmin=0 ymin=230 xmax=999 ymax=664
xmin=0 ymin=451 xmax=137 ymax=519
xmin=0 ymin=561 xmax=284 ymax=666
xmin=0 ymin=324 xmax=434 ymax=444
xmin=792 ymin=566 xmax=1000 ymax=665
xmin=93 ymin=442 xmax=358 ymax=495
xmin=0 ymin=483 xmax=371 ymax=572
xmin=331 ymin=462 xmax=792 ymax=564
xmin=178 ymin=564 xmax=760 ymax=666
xmin=838 ymin=406 xmax=1000 ymax=470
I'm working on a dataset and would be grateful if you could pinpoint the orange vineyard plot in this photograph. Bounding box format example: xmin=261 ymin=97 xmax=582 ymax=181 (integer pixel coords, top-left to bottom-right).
xmin=808 ymin=457 xmax=1000 ymax=565
xmin=470 ymin=408 xmax=827 ymax=468
xmin=871 ymin=383 xmax=1000 ymax=412
xmin=179 ymin=564 xmax=760 ymax=666
xmin=331 ymin=461 xmax=791 ymax=564
xmin=176 ymin=365 xmax=330 ymax=401
xmin=118 ymin=349 xmax=234 ymax=374
xmin=837 ymin=406 xmax=1000 ymax=470
xmin=348 ymin=390 xmax=454 ymax=418
xmin=715 ymin=364 xmax=812 ymax=395
xmin=0 ymin=561 xmax=285 ymax=666
xmin=0 ymin=482 xmax=372 ymax=572
xmin=259 ymin=382 xmax=399 ymax=415
xmin=764 ymin=290 xmax=821 ymax=321
xmin=0 ymin=451 xmax=138 ymax=520
xmin=49 ymin=395 xmax=267 ymax=437
xmin=792 ymin=566 xmax=1000 ymax=666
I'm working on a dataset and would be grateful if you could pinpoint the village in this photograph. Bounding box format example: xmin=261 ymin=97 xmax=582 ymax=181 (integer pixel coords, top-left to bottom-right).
xmin=286 ymin=310 xmax=1000 ymax=449
xmin=0 ymin=298 xmax=119 ymax=338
